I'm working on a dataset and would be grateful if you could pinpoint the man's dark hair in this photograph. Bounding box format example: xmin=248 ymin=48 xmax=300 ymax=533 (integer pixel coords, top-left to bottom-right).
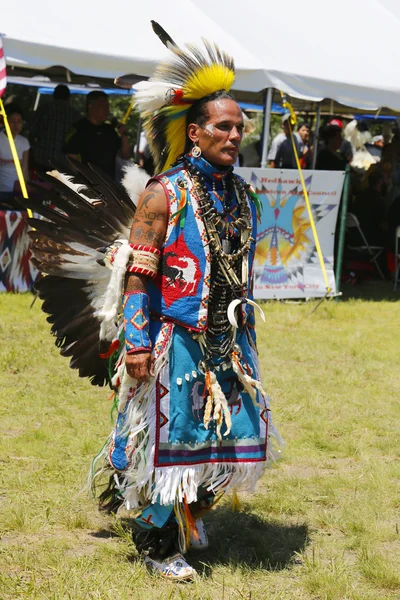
xmin=321 ymin=124 xmax=342 ymax=143
xmin=54 ymin=84 xmax=70 ymax=101
xmin=5 ymin=103 xmax=23 ymax=119
xmin=184 ymin=89 xmax=236 ymax=153
xmin=86 ymin=90 xmax=108 ymax=111
xmin=297 ymin=121 xmax=310 ymax=131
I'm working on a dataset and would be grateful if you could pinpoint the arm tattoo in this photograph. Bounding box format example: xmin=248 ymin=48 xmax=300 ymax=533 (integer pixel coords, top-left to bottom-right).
xmin=129 ymin=183 xmax=167 ymax=248
xmin=141 ymin=191 xmax=155 ymax=208
xmin=146 ymin=229 xmax=163 ymax=245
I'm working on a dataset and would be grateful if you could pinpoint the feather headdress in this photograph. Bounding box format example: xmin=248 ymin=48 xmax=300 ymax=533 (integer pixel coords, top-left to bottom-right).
xmin=122 ymin=25 xmax=235 ymax=174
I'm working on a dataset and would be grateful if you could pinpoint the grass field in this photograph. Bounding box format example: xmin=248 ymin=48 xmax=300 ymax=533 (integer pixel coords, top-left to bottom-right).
xmin=1 ymin=290 xmax=400 ymax=600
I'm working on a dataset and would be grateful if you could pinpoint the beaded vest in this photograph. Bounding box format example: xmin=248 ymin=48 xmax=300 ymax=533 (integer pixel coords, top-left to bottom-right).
xmin=147 ymin=155 xmax=257 ymax=333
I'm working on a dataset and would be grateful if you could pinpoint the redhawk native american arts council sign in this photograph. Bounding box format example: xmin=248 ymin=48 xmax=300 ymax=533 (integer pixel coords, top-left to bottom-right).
xmin=236 ymin=168 xmax=346 ymax=299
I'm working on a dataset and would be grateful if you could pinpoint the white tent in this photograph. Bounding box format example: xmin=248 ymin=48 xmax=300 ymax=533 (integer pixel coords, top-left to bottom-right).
xmin=3 ymin=0 xmax=400 ymax=111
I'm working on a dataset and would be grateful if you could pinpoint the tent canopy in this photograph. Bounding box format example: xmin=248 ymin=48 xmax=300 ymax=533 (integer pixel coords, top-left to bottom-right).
xmin=3 ymin=0 xmax=400 ymax=111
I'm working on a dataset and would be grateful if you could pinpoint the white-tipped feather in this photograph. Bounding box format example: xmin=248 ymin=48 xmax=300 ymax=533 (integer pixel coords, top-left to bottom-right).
xmin=121 ymin=163 xmax=150 ymax=204
xmin=47 ymin=170 xmax=102 ymax=205
xmin=133 ymin=80 xmax=179 ymax=113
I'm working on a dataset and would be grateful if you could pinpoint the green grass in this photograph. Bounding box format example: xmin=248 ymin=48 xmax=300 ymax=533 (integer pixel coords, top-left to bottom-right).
xmin=1 ymin=292 xmax=400 ymax=599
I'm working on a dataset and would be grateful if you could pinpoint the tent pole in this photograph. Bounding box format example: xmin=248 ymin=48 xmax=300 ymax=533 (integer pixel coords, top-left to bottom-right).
xmin=335 ymin=164 xmax=351 ymax=298
xmin=33 ymin=91 xmax=41 ymax=111
xmin=311 ymin=103 xmax=321 ymax=169
xmin=260 ymin=87 xmax=273 ymax=168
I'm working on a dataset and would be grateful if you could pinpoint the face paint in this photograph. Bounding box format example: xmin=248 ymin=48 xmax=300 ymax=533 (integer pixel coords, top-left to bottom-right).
xmin=204 ymin=123 xmax=215 ymax=137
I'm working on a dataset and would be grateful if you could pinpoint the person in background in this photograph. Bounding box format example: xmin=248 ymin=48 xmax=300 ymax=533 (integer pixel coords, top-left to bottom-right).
xmin=329 ymin=118 xmax=353 ymax=163
xmin=29 ymin=84 xmax=80 ymax=171
xmin=269 ymin=114 xmax=309 ymax=169
xmin=268 ymin=113 xmax=290 ymax=167
xmin=64 ymin=91 xmax=131 ymax=179
xmin=296 ymin=121 xmax=312 ymax=168
xmin=353 ymin=169 xmax=386 ymax=246
xmin=316 ymin=125 xmax=347 ymax=171
xmin=272 ymin=115 xmax=303 ymax=169
xmin=0 ymin=103 xmax=30 ymax=203
xmin=366 ymin=135 xmax=384 ymax=161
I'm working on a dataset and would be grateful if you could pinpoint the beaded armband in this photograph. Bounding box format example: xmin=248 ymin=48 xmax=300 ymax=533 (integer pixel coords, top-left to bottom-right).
xmin=126 ymin=244 xmax=161 ymax=279
xmin=123 ymin=291 xmax=152 ymax=355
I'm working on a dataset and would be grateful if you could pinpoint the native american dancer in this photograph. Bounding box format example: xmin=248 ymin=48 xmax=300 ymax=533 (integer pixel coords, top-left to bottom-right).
xmin=23 ymin=25 xmax=282 ymax=580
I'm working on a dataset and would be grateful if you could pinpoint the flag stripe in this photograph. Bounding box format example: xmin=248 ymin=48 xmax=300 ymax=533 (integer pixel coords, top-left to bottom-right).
xmin=0 ymin=38 xmax=7 ymax=98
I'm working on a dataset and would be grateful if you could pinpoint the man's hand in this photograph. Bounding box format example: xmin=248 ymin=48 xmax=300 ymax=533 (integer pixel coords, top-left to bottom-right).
xmin=125 ymin=350 xmax=155 ymax=382
xmin=118 ymin=123 xmax=129 ymax=137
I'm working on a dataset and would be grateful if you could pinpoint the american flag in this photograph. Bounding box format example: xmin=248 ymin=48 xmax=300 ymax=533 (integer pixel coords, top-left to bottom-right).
xmin=0 ymin=36 xmax=6 ymax=98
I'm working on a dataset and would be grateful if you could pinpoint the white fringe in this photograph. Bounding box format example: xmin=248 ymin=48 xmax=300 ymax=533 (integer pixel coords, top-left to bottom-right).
xmin=97 ymin=329 xmax=284 ymax=511
xmin=150 ymin=462 xmax=267 ymax=506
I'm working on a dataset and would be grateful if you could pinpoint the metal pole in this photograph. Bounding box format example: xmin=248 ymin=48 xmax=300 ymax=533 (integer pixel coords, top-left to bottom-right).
xmin=335 ymin=164 xmax=351 ymax=297
xmin=311 ymin=103 xmax=321 ymax=169
xmin=260 ymin=87 xmax=273 ymax=168
xmin=33 ymin=91 xmax=41 ymax=112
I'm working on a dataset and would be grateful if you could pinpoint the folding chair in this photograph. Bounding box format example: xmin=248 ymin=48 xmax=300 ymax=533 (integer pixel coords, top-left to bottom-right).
xmin=346 ymin=212 xmax=386 ymax=280
xmin=394 ymin=226 xmax=400 ymax=291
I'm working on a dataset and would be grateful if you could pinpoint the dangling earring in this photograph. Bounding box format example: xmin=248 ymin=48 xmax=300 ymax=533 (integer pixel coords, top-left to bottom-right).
xmin=191 ymin=144 xmax=201 ymax=159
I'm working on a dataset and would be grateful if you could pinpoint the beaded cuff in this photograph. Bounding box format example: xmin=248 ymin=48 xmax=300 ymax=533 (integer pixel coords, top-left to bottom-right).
xmin=123 ymin=291 xmax=152 ymax=355
xmin=127 ymin=244 xmax=161 ymax=279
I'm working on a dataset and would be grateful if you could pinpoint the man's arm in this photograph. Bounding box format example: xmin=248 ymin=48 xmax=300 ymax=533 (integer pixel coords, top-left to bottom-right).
xmin=21 ymin=149 xmax=30 ymax=181
xmin=118 ymin=124 xmax=132 ymax=160
xmin=64 ymin=126 xmax=81 ymax=162
xmin=124 ymin=181 xmax=168 ymax=381
xmin=267 ymin=134 xmax=281 ymax=168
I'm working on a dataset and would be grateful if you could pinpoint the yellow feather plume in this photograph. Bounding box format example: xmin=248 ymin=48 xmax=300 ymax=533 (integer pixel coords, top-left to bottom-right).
xmin=183 ymin=64 xmax=235 ymax=100
xmin=135 ymin=40 xmax=235 ymax=173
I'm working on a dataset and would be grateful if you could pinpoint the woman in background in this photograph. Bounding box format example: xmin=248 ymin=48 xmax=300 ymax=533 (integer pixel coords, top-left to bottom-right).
xmin=0 ymin=103 xmax=30 ymax=203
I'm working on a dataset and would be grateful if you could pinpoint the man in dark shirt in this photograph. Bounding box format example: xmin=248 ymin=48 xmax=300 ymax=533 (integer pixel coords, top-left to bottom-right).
xmin=316 ymin=125 xmax=347 ymax=171
xmin=64 ymin=91 xmax=131 ymax=179
xmin=353 ymin=170 xmax=386 ymax=246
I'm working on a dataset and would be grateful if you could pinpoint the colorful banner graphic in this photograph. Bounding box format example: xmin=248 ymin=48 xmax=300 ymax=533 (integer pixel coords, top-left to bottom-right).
xmin=236 ymin=168 xmax=345 ymax=299
xmin=0 ymin=210 xmax=38 ymax=292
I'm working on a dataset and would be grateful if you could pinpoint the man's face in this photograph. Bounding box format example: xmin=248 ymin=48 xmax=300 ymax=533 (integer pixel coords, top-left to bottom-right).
xmin=298 ymin=125 xmax=310 ymax=142
xmin=8 ymin=113 xmax=23 ymax=137
xmin=189 ymin=99 xmax=243 ymax=167
xmin=331 ymin=132 xmax=343 ymax=152
xmin=88 ymin=97 xmax=109 ymax=124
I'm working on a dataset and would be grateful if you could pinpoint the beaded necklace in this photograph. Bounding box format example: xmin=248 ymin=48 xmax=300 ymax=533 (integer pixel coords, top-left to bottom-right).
xmin=183 ymin=156 xmax=254 ymax=293
xmin=183 ymin=156 xmax=255 ymax=359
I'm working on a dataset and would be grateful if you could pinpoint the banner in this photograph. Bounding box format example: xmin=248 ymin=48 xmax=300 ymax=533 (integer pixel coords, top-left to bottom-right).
xmin=236 ymin=168 xmax=345 ymax=299
xmin=0 ymin=210 xmax=38 ymax=292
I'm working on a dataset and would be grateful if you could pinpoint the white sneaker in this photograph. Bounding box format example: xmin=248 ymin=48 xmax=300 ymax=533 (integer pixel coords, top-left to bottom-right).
xmin=144 ymin=553 xmax=197 ymax=580
xmin=190 ymin=518 xmax=209 ymax=550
